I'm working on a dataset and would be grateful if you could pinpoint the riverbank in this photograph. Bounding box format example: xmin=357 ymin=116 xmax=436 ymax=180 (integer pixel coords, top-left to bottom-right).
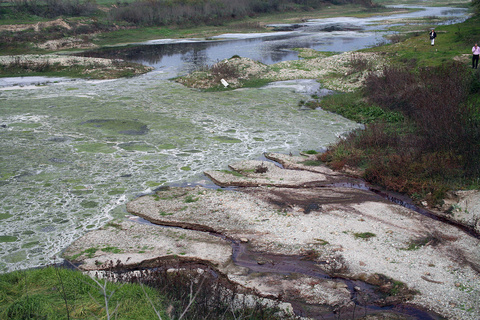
xmin=175 ymin=51 xmax=387 ymax=92
xmin=0 ymin=54 xmax=152 ymax=80
xmin=63 ymin=152 xmax=480 ymax=320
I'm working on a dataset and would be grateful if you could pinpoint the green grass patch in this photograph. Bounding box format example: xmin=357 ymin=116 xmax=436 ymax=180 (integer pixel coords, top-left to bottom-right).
xmin=101 ymin=246 xmax=122 ymax=254
xmin=364 ymin=15 xmax=480 ymax=69
xmin=353 ymin=232 xmax=376 ymax=239
xmin=184 ymin=195 xmax=199 ymax=203
xmin=313 ymin=238 xmax=329 ymax=245
xmin=301 ymin=160 xmax=323 ymax=166
xmin=318 ymin=92 xmax=404 ymax=124
xmin=219 ymin=170 xmax=243 ymax=177
xmin=0 ymin=266 xmax=167 ymax=320
xmin=402 ymin=234 xmax=439 ymax=251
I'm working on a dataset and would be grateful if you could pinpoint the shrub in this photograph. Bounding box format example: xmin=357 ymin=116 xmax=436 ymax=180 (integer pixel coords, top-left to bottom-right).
xmin=348 ymin=53 xmax=374 ymax=74
xmin=210 ymin=60 xmax=241 ymax=82
xmin=364 ymin=62 xmax=480 ymax=175
xmin=12 ymin=0 xmax=97 ymax=18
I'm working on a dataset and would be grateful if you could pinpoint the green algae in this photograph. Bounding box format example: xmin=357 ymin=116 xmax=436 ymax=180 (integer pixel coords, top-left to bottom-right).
xmin=108 ymin=188 xmax=126 ymax=195
xmin=22 ymin=241 xmax=39 ymax=249
xmin=157 ymin=143 xmax=176 ymax=149
xmin=0 ymin=236 xmax=17 ymax=243
xmin=3 ymin=251 xmax=27 ymax=263
xmin=146 ymin=181 xmax=163 ymax=187
xmin=0 ymin=213 xmax=12 ymax=220
xmin=80 ymin=200 xmax=99 ymax=208
xmin=75 ymin=142 xmax=116 ymax=153
xmin=212 ymin=136 xmax=242 ymax=143
xmin=9 ymin=123 xmax=42 ymax=129
xmin=80 ymin=119 xmax=149 ymax=136
xmin=118 ymin=142 xmax=156 ymax=152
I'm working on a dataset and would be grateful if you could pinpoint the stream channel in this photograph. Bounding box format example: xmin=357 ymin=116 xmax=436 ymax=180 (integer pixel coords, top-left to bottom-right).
xmin=0 ymin=3 xmax=470 ymax=286
xmin=118 ymin=212 xmax=445 ymax=320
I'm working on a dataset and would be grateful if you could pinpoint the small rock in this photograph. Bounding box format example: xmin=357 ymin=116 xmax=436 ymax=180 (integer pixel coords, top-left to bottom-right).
xmin=359 ymin=261 xmax=366 ymax=266
xmin=240 ymin=237 xmax=249 ymax=243
xmin=256 ymin=258 xmax=268 ymax=265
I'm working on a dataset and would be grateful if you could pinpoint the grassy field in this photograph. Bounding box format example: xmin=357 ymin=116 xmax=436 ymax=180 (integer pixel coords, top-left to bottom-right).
xmin=0 ymin=266 xmax=168 ymax=319
xmin=364 ymin=15 xmax=479 ymax=67
xmin=0 ymin=264 xmax=295 ymax=320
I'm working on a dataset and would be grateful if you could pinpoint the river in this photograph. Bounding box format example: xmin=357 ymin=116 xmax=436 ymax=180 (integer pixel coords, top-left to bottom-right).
xmin=0 ymin=5 xmax=470 ymax=273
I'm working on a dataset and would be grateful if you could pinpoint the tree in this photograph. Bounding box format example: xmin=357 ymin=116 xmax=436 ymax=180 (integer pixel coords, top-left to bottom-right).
xmin=473 ymin=0 xmax=480 ymax=15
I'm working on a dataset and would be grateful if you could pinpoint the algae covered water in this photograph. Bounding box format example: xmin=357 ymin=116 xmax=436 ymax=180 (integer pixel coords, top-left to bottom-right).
xmin=0 ymin=72 xmax=360 ymax=272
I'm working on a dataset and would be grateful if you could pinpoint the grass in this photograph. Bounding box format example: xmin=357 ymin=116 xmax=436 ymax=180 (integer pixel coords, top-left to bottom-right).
xmin=363 ymin=14 xmax=480 ymax=68
xmin=0 ymin=264 xmax=298 ymax=320
xmin=353 ymin=232 xmax=376 ymax=239
xmin=403 ymin=234 xmax=440 ymax=250
xmin=184 ymin=195 xmax=199 ymax=203
xmin=220 ymin=170 xmax=243 ymax=177
xmin=0 ymin=266 xmax=167 ymax=320
xmin=301 ymin=160 xmax=323 ymax=166
xmin=314 ymin=92 xmax=405 ymax=124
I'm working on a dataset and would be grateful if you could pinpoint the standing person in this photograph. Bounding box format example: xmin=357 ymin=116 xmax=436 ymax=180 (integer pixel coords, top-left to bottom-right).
xmin=473 ymin=43 xmax=480 ymax=69
xmin=429 ymin=29 xmax=437 ymax=46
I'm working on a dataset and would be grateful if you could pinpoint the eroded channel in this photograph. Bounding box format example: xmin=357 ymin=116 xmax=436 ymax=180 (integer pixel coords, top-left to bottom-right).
xmin=114 ymin=211 xmax=444 ymax=320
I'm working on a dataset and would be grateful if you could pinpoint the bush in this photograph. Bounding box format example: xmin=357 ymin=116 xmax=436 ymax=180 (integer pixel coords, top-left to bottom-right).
xmin=108 ymin=0 xmax=376 ymax=26
xmin=365 ymin=62 xmax=479 ymax=169
xmin=12 ymin=0 xmax=97 ymax=18
xmin=322 ymin=63 xmax=480 ymax=197
xmin=210 ymin=60 xmax=241 ymax=82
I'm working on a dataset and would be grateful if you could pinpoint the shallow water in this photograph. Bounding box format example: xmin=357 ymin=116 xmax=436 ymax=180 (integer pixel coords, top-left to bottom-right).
xmin=0 ymin=74 xmax=360 ymax=272
xmin=0 ymin=5 xmax=471 ymax=273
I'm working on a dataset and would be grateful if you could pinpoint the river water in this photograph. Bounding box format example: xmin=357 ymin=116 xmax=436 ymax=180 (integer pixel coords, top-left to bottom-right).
xmin=0 ymin=5 xmax=470 ymax=273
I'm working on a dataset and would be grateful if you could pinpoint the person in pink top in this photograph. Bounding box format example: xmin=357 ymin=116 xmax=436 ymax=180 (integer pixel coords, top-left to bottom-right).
xmin=473 ymin=43 xmax=480 ymax=69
